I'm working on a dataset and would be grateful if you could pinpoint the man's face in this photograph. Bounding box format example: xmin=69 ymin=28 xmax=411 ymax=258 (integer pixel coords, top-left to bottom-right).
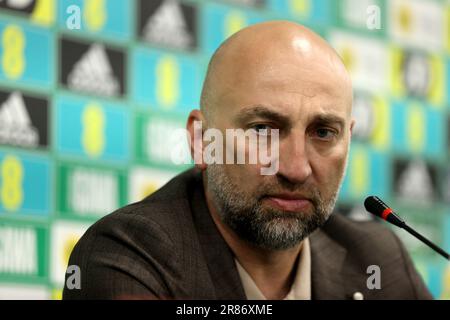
xmin=205 ymin=47 xmax=353 ymax=250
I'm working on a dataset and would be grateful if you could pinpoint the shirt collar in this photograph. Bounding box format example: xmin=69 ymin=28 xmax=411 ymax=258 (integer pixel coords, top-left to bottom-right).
xmin=235 ymin=238 xmax=311 ymax=300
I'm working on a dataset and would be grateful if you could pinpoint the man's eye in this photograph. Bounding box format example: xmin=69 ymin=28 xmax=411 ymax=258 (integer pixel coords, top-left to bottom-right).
xmin=250 ymin=124 xmax=272 ymax=135
xmin=314 ymin=128 xmax=337 ymax=140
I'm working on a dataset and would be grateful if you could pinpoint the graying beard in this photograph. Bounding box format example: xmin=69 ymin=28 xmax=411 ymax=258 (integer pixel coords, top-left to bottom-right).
xmin=207 ymin=165 xmax=338 ymax=250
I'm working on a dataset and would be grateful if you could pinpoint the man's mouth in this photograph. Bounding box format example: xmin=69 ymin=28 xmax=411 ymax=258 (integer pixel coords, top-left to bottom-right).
xmin=263 ymin=193 xmax=312 ymax=212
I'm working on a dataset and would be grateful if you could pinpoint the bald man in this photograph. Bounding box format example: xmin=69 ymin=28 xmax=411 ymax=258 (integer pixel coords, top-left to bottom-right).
xmin=64 ymin=21 xmax=432 ymax=300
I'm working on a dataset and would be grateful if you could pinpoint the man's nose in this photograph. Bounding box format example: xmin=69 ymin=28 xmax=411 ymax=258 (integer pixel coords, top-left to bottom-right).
xmin=276 ymin=135 xmax=312 ymax=185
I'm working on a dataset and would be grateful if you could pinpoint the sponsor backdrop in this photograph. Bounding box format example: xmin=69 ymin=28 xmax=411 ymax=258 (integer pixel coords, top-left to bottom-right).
xmin=0 ymin=0 xmax=449 ymax=299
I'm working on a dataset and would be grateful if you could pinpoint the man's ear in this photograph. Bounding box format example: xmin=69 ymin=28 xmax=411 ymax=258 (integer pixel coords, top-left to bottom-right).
xmin=187 ymin=109 xmax=207 ymax=171
xmin=349 ymin=118 xmax=356 ymax=137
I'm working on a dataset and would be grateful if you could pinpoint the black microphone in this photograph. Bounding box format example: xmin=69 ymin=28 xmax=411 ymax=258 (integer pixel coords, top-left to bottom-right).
xmin=364 ymin=196 xmax=450 ymax=260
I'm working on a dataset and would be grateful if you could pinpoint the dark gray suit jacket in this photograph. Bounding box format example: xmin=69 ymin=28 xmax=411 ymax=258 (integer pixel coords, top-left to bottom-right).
xmin=63 ymin=168 xmax=432 ymax=300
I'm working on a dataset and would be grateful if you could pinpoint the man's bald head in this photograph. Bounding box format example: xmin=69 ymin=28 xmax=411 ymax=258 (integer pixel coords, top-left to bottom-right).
xmin=200 ymin=20 xmax=352 ymax=125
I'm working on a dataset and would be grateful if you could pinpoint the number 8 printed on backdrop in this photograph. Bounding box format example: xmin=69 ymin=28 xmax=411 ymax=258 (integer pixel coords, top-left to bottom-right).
xmin=2 ymin=25 xmax=26 ymax=80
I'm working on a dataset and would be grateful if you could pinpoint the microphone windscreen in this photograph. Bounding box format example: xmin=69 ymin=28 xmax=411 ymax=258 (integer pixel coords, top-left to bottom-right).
xmin=364 ymin=196 xmax=388 ymax=217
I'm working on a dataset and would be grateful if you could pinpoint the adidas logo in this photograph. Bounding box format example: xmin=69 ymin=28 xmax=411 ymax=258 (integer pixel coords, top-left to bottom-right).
xmin=397 ymin=159 xmax=435 ymax=203
xmin=142 ymin=0 xmax=193 ymax=49
xmin=67 ymin=44 xmax=120 ymax=97
xmin=0 ymin=91 xmax=38 ymax=147
xmin=1 ymin=0 xmax=36 ymax=10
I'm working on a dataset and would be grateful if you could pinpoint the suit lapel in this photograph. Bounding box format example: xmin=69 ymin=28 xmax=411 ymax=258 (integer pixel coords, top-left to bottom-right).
xmin=190 ymin=173 xmax=247 ymax=300
xmin=310 ymin=226 xmax=350 ymax=299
